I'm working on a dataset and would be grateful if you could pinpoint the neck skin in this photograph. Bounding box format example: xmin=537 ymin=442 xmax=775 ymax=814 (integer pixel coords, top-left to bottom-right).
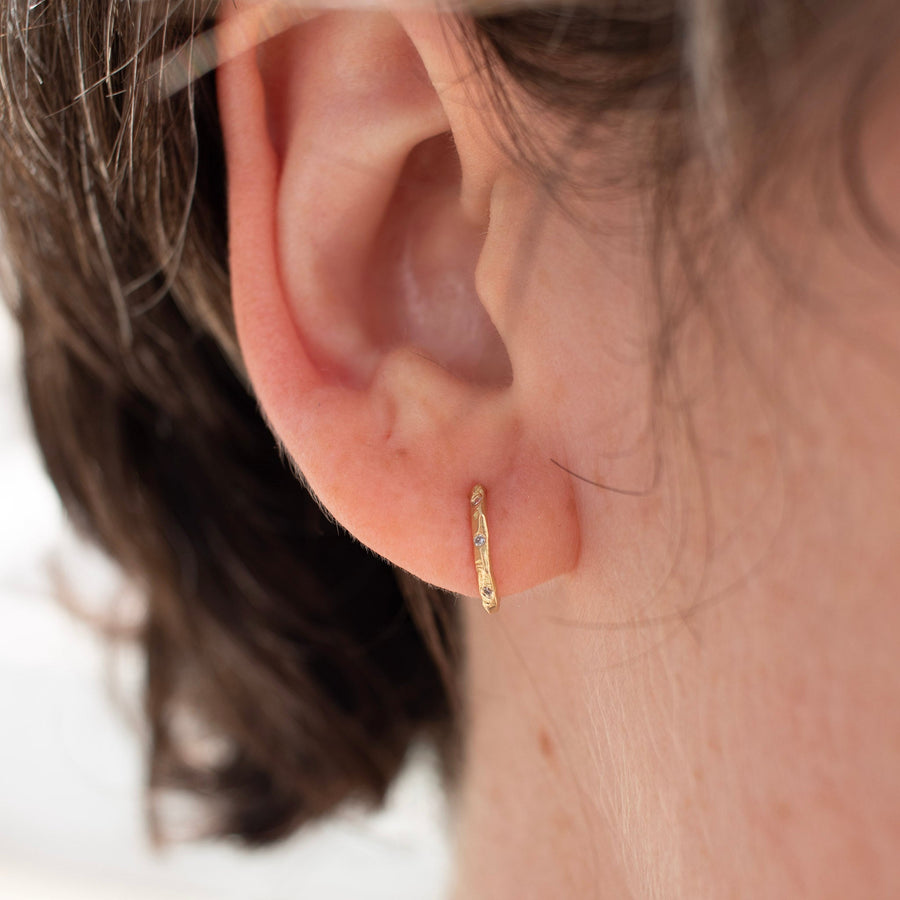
xmin=449 ymin=351 xmax=900 ymax=898
xmin=447 ymin=210 xmax=900 ymax=898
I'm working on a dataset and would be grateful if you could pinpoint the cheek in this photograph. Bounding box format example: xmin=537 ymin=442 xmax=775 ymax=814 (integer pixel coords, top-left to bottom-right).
xmin=667 ymin=566 xmax=900 ymax=897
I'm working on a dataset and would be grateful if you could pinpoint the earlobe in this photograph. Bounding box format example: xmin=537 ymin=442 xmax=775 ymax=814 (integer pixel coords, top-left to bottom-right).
xmin=217 ymin=8 xmax=580 ymax=601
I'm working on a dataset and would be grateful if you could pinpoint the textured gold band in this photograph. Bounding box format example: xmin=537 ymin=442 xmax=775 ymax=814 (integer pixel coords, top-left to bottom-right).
xmin=470 ymin=485 xmax=499 ymax=613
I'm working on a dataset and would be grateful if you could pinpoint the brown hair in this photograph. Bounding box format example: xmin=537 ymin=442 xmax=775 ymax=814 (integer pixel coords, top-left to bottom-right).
xmin=0 ymin=0 xmax=877 ymax=846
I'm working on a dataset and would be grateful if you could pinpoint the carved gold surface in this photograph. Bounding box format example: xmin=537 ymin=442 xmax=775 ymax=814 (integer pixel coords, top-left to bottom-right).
xmin=470 ymin=484 xmax=499 ymax=613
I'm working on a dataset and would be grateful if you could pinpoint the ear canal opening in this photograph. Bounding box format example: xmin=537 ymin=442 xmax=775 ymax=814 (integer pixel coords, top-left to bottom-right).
xmin=367 ymin=132 xmax=514 ymax=390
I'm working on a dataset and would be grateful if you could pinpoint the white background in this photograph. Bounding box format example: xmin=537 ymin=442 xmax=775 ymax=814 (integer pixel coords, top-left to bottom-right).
xmin=0 ymin=307 xmax=451 ymax=899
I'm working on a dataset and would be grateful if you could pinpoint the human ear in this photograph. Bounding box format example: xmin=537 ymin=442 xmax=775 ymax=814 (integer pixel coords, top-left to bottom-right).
xmin=216 ymin=7 xmax=579 ymax=600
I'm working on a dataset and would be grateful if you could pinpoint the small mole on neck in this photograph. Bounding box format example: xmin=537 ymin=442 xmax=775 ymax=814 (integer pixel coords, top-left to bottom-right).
xmin=537 ymin=727 xmax=556 ymax=767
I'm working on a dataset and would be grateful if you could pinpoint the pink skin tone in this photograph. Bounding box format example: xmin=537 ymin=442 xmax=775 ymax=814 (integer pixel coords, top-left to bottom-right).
xmin=218 ymin=7 xmax=900 ymax=897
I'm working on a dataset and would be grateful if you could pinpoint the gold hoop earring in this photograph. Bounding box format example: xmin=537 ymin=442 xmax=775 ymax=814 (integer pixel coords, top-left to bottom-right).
xmin=470 ymin=484 xmax=499 ymax=613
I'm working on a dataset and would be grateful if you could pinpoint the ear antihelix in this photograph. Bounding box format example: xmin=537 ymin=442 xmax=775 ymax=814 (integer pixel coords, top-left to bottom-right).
xmin=367 ymin=133 xmax=513 ymax=390
xmin=277 ymin=126 xmax=512 ymax=389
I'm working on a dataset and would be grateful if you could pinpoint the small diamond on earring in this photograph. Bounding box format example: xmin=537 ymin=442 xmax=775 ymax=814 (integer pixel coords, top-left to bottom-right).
xmin=471 ymin=494 xmax=482 ymax=507
xmin=474 ymin=534 xmax=486 ymax=547
xmin=481 ymin=586 xmax=493 ymax=598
